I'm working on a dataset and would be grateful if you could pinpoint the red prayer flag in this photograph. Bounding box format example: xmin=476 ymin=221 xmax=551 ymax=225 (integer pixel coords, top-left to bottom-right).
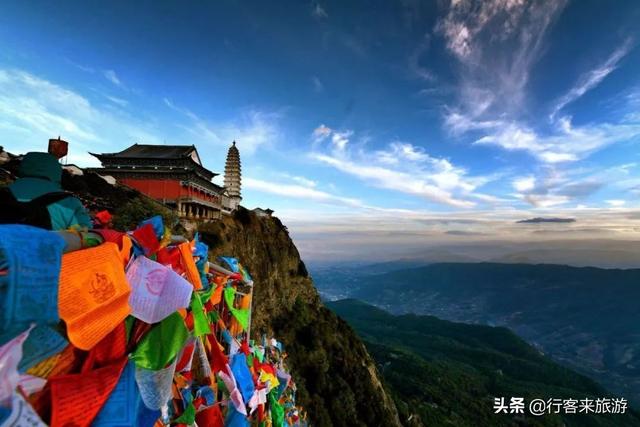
xmin=240 ymin=339 xmax=251 ymax=356
xmin=81 ymin=323 xmax=127 ymax=372
xmin=206 ymin=334 xmax=228 ymax=373
xmin=195 ymin=404 xmax=224 ymax=427
xmin=50 ymin=357 xmax=127 ymax=427
xmin=175 ymin=340 xmax=195 ymax=372
xmin=156 ymin=246 xmax=183 ymax=272
xmin=131 ymin=223 xmax=160 ymax=256
xmin=95 ymin=210 xmax=112 ymax=226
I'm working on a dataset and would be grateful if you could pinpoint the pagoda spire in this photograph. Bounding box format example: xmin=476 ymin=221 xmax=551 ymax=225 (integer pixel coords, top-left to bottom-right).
xmin=224 ymin=140 xmax=242 ymax=210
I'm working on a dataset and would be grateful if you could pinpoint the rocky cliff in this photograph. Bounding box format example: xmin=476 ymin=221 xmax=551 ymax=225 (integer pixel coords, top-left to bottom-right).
xmin=199 ymin=210 xmax=401 ymax=426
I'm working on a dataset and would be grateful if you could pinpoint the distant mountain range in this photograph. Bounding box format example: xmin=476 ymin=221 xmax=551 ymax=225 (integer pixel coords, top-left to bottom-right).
xmin=328 ymin=299 xmax=640 ymax=426
xmin=306 ymin=239 xmax=640 ymax=269
xmin=313 ymin=262 xmax=640 ymax=406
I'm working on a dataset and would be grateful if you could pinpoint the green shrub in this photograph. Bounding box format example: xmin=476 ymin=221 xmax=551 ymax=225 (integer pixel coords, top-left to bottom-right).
xmin=113 ymin=197 xmax=178 ymax=232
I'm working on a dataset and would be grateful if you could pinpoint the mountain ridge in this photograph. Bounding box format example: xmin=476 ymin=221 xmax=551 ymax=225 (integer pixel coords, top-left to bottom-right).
xmin=328 ymin=298 xmax=640 ymax=427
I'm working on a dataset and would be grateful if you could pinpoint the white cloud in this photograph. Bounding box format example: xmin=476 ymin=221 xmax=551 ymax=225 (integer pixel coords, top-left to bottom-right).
xmin=314 ymin=153 xmax=475 ymax=208
xmin=276 ymin=172 xmax=318 ymax=188
xmin=104 ymin=95 xmax=129 ymax=107
xmin=312 ymin=3 xmax=328 ymax=19
xmin=311 ymin=124 xmax=353 ymax=152
xmin=311 ymin=76 xmax=324 ymax=93
xmin=475 ymin=118 xmax=640 ymax=164
xmin=438 ymin=0 xmax=567 ymax=132
xmin=312 ymin=143 xmax=481 ymax=208
xmin=443 ymin=109 xmax=502 ymax=135
xmin=244 ymin=177 xmax=365 ymax=209
xmin=291 ymin=175 xmax=318 ymax=188
xmin=309 ymin=125 xmax=509 ymax=208
xmin=509 ymin=162 xmax=636 ymax=209
xmin=513 ymin=176 xmax=536 ymax=192
xmin=550 ymin=38 xmax=634 ymax=120
xmin=165 ymin=99 xmax=279 ymax=155
xmin=103 ymin=69 xmax=123 ymax=87
xmin=312 ymin=124 xmax=332 ymax=142
xmin=331 ymin=130 xmax=351 ymax=152
xmin=374 ymin=141 xmax=430 ymax=165
xmin=606 ymin=199 xmax=626 ymax=207
xmin=0 ymin=68 xmax=161 ymax=165
xmin=519 ymin=193 xmax=569 ymax=208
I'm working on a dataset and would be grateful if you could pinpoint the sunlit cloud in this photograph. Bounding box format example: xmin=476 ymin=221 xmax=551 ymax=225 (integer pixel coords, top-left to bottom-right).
xmin=310 ymin=127 xmax=500 ymax=208
xmin=0 ymin=68 xmax=161 ymax=165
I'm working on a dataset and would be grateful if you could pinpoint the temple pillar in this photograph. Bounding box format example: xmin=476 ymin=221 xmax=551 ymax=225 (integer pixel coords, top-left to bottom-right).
xmin=187 ymin=204 xmax=193 ymax=218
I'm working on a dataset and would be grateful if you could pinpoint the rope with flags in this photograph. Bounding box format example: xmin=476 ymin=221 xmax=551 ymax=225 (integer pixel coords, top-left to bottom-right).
xmin=0 ymin=214 xmax=307 ymax=426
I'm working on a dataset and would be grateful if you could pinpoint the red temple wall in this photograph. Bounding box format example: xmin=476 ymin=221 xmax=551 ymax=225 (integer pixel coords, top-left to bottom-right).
xmin=118 ymin=178 xmax=219 ymax=203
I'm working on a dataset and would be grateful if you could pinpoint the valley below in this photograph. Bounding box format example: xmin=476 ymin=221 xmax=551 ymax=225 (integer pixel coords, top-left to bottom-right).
xmin=312 ymin=262 xmax=640 ymax=407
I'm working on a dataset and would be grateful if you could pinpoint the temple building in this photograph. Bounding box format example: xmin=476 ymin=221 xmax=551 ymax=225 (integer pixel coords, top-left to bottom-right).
xmin=89 ymin=142 xmax=242 ymax=219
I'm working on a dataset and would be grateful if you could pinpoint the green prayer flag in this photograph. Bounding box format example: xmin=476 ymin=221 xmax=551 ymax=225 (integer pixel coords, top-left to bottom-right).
xmin=269 ymin=389 xmax=285 ymax=427
xmin=223 ymin=286 xmax=250 ymax=330
xmin=199 ymin=286 xmax=215 ymax=303
xmin=254 ymin=348 xmax=264 ymax=363
xmin=191 ymin=293 xmax=211 ymax=337
xmin=124 ymin=316 xmax=135 ymax=343
xmin=217 ymin=377 xmax=228 ymax=395
xmin=131 ymin=312 xmax=188 ymax=370
xmin=174 ymin=401 xmax=196 ymax=424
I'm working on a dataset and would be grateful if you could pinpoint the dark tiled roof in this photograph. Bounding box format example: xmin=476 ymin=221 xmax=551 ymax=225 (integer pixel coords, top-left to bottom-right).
xmin=93 ymin=144 xmax=197 ymax=159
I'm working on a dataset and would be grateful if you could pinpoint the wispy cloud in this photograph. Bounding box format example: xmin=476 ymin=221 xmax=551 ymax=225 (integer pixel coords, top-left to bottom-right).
xmin=435 ymin=1 xmax=639 ymax=176
xmin=104 ymin=95 xmax=129 ymax=107
xmin=312 ymin=3 xmax=328 ymax=19
xmin=310 ymin=126 xmax=500 ymax=208
xmin=311 ymin=76 xmax=324 ymax=93
xmin=312 ymin=124 xmax=332 ymax=142
xmin=550 ymin=38 xmax=634 ymax=120
xmin=245 ymin=176 xmax=364 ymax=208
xmin=408 ymin=34 xmax=435 ymax=82
xmin=164 ymin=98 xmax=280 ymax=155
xmin=103 ymin=69 xmax=123 ymax=88
xmin=509 ymin=162 xmax=636 ymax=208
xmin=475 ymin=117 xmax=640 ymax=164
xmin=0 ymin=68 xmax=161 ymax=165
xmin=437 ymin=0 xmax=567 ymax=123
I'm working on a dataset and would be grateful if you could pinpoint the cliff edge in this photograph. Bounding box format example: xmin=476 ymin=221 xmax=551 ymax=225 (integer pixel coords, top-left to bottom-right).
xmin=199 ymin=209 xmax=401 ymax=426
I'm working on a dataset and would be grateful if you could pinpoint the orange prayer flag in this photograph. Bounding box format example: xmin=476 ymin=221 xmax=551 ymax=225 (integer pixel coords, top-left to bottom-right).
xmin=178 ymin=242 xmax=203 ymax=289
xmin=58 ymin=243 xmax=131 ymax=350
xmin=210 ymin=283 xmax=224 ymax=306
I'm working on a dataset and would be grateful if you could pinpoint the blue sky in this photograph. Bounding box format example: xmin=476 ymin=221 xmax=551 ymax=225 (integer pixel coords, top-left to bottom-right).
xmin=1 ymin=0 xmax=640 ymax=260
